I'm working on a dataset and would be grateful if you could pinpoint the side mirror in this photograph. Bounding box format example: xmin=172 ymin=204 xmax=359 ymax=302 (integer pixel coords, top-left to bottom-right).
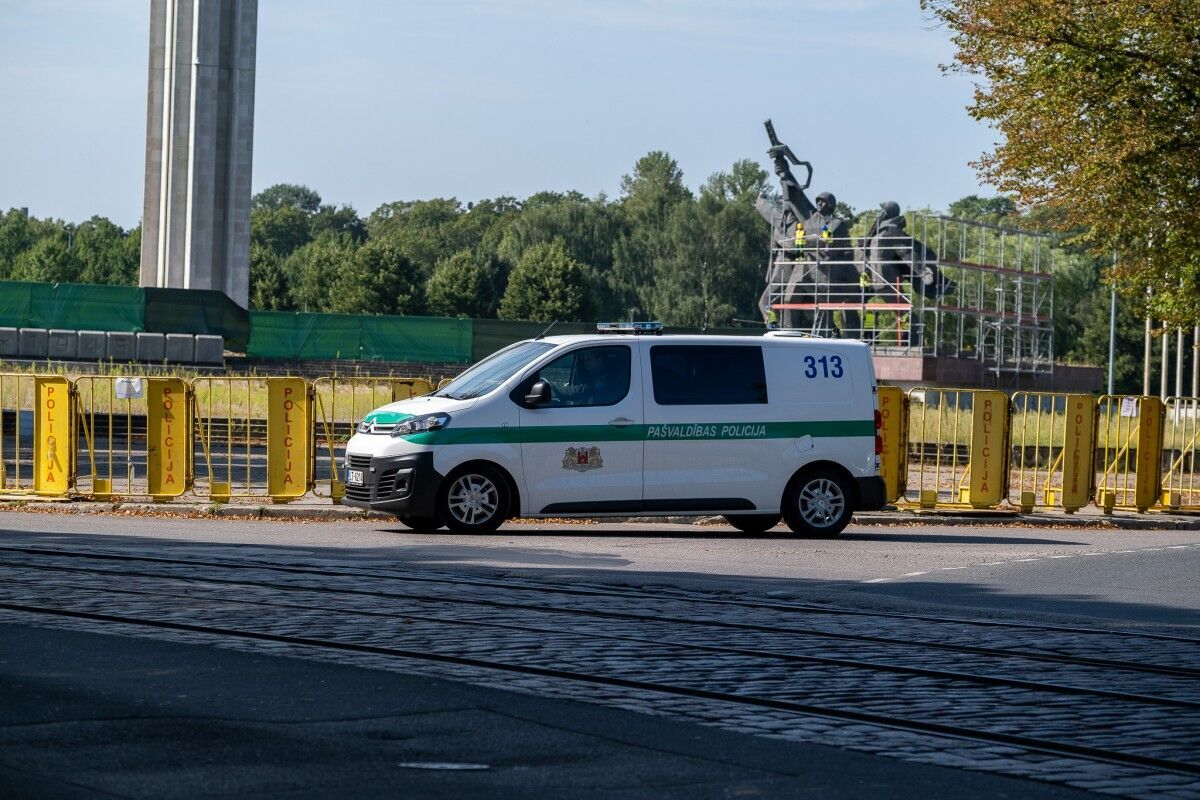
xmin=523 ymin=381 xmax=551 ymax=406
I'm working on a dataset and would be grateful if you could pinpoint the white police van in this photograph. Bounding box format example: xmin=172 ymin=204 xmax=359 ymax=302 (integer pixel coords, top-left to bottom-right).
xmin=342 ymin=322 xmax=885 ymax=536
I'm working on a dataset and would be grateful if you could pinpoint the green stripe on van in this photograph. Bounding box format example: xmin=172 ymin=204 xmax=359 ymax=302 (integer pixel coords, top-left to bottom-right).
xmin=401 ymin=420 xmax=872 ymax=446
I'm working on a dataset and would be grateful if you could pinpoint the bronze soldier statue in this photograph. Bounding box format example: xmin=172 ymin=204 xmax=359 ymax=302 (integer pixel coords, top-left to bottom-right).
xmin=756 ymin=121 xmax=860 ymax=337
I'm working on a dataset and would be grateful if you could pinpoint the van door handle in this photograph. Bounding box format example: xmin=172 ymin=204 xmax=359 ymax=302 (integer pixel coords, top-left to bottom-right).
xmin=608 ymin=417 xmax=635 ymax=427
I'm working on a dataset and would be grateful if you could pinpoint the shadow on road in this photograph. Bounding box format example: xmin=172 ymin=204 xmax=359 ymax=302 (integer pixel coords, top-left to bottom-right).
xmin=1 ymin=524 xmax=1197 ymax=630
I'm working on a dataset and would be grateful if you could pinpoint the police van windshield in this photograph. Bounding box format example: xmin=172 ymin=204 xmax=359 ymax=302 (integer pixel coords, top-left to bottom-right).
xmin=434 ymin=341 xmax=556 ymax=400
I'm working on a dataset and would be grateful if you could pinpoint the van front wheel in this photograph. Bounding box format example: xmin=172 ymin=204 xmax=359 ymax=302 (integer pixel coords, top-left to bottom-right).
xmin=783 ymin=470 xmax=852 ymax=538
xmin=439 ymin=465 xmax=510 ymax=534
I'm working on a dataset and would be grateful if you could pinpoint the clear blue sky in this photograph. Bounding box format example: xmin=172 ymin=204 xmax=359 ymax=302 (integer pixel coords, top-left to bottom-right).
xmin=1 ymin=0 xmax=997 ymax=228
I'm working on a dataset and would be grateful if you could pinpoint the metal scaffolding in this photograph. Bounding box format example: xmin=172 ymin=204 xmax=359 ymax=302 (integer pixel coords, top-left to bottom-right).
xmin=765 ymin=214 xmax=1055 ymax=384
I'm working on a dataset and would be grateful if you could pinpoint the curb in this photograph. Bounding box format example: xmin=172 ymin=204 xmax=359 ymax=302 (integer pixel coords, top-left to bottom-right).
xmin=1 ymin=500 xmax=1197 ymax=530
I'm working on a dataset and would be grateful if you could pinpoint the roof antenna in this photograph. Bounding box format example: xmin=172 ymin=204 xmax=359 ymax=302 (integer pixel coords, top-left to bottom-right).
xmin=535 ymin=320 xmax=559 ymax=340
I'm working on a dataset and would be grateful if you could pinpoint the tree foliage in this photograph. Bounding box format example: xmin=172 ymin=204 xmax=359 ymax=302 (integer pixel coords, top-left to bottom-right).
xmin=923 ymin=0 xmax=1200 ymax=324
xmin=499 ymin=240 xmax=592 ymax=322
xmin=426 ymin=249 xmax=506 ymax=318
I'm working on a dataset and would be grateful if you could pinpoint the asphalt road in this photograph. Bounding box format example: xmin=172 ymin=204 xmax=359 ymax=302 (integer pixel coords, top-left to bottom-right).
xmin=1 ymin=511 xmax=1198 ymax=798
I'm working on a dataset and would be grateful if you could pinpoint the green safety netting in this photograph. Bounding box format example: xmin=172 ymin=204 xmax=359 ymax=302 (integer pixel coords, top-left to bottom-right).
xmin=247 ymin=312 xmax=473 ymax=363
xmin=360 ymin=315 xmax=471 ymax=363
xmin=470 ymin=319 xmax=592 ymax=361
xmin=144 ymin=287 xmax=250 ymax=351
xmin=248 ymin=312 xmax=362 ymax=360
xmin=0 ymin=281 xmax=145 ymax=332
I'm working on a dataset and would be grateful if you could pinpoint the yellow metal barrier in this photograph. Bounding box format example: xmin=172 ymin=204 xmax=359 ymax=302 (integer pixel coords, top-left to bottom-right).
xmin=877 ymin=386 xmax=907 ymax=503
xmin=1008 ymin=393 xmax=1097 ymax=513
xmin=72 ymin=375 xmax=188 ymax=500
xmin=192 ymin=376 xmax=317 ymax=503
xmin=191 ymin=376 xmax=268 ymax=502
xmin=0 ymin=375 xmax=36 ymax=495
xmin=12 ymin=371 xmax=1189 ymax=518
xmin=1096 ymin=395 xmax=1164 ymax=512
xmin=1161 ymin=396 xmax=1200 ymax=511
xmin=904 ymin=388 xmax=1010 ymax=509
xmin=312 ymin=376 xmax=433 ymax=501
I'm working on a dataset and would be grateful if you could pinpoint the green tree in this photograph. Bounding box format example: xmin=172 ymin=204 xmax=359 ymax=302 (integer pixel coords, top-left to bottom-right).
xmin=496 ymin=193 xmax=626 ymax=317
xmin=612 ymin=152 xmax=692 ymax=315
xmin=72 ymin=216 xmax=138 ymax=285
xmin=947 ymin=195 xmax=1017 ymax=224
xmin=366 ymin=198 xmax=466 ymax=279
xmin=252 ymin=205 xmax=312 ymax=259
xmin=311 ymin=204 xmax=367 ymax=243
xmin=282 ymin=235 xmax=357 ymax=312
xmin=923 ymin=0 xmax=1200 ymax=325
xmin=328 ymin=237 xmax=423 ymax=315
xmin=249 ymin=244 xmax=290 ymax=310
xmin=252 ymin=184 xmax=321 ymax=213
xmin=11 ymin=233 xmax=76 ymax=283
xmin=426 ymin=249 xmax=506 ymax=318
xmin=651 ymin=162 xmax=769 ymax=328
xmin=0 ymin=209 xmax=44 ymax=278
xmin=498 ymin=240 xmax=591 ymax=322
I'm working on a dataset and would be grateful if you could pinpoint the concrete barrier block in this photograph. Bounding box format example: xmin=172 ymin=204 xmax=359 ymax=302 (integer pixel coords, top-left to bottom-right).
xmin=106 ymin=331 xmax=137 ymax=361
xmin=48 ymin=329 xmax=78 ymax=359
xmin=165 ymin=333 xmax=195 ymax=363
xmin=194 ymin=335 xmax=224 ymax=365
xmin=0 ymin=328 xmax=18 ymax=357
xmin=19 ymin=328 xmax=48 ymax=358
xmin=78 ymin=330 xmax=106 ymax=360
xmin=136 ymin=332 xmax=165 ymax=362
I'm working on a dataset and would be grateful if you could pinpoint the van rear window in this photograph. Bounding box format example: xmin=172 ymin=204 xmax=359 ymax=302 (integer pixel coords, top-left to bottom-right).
xmin=650 ymin=345 xmax=767 ymax=405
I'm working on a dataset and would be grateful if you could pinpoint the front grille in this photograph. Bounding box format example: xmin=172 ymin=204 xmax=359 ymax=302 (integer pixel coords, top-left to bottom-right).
xmin=377 ymin=469 xmax=397 ymax=497
xmin=344 ymin=484 xmax=372 ymax=502
xmin=347 ymin=454 xmax=372 ymax=470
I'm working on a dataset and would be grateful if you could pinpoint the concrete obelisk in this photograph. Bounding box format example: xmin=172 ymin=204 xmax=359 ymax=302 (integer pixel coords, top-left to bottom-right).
xmin=139 ymin=0 xmax=257 ymax=308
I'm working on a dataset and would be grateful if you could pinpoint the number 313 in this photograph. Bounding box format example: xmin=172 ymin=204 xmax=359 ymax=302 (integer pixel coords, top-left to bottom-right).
xmin=803 ymin=354 xmax=843 ymax=379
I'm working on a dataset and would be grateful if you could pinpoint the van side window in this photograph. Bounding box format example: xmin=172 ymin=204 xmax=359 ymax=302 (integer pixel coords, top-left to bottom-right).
xmin=650 ymin=345 xmax=768 ymax=405
xmin=528 ymin=345 xmax=631 ymax=408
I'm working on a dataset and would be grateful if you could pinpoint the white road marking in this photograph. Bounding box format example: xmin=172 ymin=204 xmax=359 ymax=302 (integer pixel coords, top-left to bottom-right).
xmin=862 ymin=578 xmax=889 ymax=583
xmin=900 ymin=571 xmax=927 ymax=577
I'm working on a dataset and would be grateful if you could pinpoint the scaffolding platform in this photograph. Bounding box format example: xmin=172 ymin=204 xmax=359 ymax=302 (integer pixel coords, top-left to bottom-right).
xmin=764 ymin=215 xmax=1064 ymax=389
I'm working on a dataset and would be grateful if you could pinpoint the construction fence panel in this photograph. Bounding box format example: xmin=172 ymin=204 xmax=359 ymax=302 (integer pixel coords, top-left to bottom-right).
xmin=903 ymin=388 xmax=1010 ymax=509
xmin=1096 ymin=396 xmax=1164 ymax=512
xmin=1008 ymin=393 xmax=1097 ymax=512
xmin=1161 ymin=397 xmax=1200 ymax=511
xmin=312 ymin=376 xmax=433 ymax=500
xmin=0 ymin=374 xmax=38 ymax=495
xmin=191 ymin=377 xmax=270 ymax=502
xmin=72 ymin=376 xmax=187 ymax=501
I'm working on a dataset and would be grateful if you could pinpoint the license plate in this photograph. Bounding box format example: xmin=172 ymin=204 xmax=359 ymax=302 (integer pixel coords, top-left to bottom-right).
xmin=347 ymin=469 xmax=364 ymax=486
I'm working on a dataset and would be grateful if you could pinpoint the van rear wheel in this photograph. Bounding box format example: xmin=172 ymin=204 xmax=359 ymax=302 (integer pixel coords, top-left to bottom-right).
xmin=438 ymin=464 xmax=510 ymax=534
xmin=724 ymin=515 xmax=781 ymax=534
xmin=783 ymin=469 xmax=852 ymax=538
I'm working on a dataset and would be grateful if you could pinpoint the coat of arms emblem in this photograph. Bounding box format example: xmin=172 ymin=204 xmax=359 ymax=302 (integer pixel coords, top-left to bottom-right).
xmin=562 ymin=446 xmax=603 ymax=472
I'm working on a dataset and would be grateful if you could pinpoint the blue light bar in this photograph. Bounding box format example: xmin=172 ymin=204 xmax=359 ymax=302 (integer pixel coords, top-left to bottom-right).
xmin=597 ymin=321 xmax=664 ymax=334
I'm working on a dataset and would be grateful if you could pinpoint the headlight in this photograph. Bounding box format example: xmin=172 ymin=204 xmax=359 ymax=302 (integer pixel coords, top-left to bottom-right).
xmin=391 ymin=412 xmax=452 ymax=437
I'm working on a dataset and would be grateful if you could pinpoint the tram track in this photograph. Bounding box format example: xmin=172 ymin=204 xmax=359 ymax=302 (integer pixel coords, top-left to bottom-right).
xmin=2 ymin=596 xmax=1199 ymax=784
xmin=1 ymin=544 xmax=1196 ymax=681
xmin=4 ymin=568 xmax=1199 ymax=713
xmin=3 ymin=542 xmax=1199 ymax=644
